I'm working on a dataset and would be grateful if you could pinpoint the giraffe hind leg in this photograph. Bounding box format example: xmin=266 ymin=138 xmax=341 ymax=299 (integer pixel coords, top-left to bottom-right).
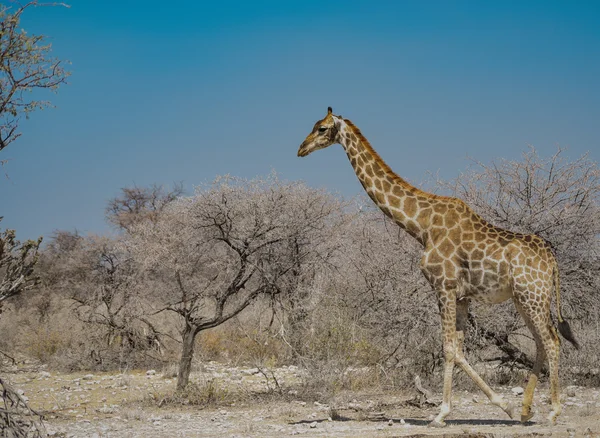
xmin=513 ymin=292 xmax=562 ymax=424
xmin=514 ymin=300 xmax=546 ymax=423
xmin=453 ymin=333 xmax=515 ymax=419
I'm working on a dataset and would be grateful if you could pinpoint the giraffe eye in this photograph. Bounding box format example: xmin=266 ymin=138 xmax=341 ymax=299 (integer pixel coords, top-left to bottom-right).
xmin=318 ymin=126 xmax=328 ymax=133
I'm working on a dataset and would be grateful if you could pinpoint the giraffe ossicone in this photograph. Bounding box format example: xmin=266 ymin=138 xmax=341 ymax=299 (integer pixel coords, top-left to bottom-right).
xmin=298 ymin=107 xmax=579 ymax=427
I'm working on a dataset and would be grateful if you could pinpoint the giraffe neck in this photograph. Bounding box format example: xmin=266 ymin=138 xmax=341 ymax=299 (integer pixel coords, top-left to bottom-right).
xmin=338 ymin=119 xmax=436 ymax=246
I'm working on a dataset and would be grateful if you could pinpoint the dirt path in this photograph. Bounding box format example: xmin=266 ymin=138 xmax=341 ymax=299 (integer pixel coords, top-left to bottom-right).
xmin=3 ymin=363 xmax=599 ymax=437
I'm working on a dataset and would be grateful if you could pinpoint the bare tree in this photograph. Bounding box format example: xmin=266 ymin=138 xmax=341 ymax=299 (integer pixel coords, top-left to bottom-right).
xmin=106 ymin=183 xmax=184 ymax=233
xmin=0 ymin=1 xmax=70 ymax=155
xmin=127 ymin=175 xmax=343 ymax=390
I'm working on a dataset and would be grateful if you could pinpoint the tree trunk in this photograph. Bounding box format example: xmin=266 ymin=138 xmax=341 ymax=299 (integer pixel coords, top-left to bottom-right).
xmin=176 ymin=324 xmax=198 ymax=391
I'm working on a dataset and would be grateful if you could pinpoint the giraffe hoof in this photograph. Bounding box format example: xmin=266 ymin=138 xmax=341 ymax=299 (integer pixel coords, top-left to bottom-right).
xmin=428 ymin=419 xmax=446 ymax=428
xmin=502 ymin=401 xmax=516 ymax=419
xmin=521 ymin=411 xmax=534 ymax=423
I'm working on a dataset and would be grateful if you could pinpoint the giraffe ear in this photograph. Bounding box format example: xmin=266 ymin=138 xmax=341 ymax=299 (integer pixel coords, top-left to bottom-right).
xmin=327 ymin=107 xmax=333 ymax=114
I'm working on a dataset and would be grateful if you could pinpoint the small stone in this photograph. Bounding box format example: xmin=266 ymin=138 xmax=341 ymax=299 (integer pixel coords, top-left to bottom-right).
xmin=243 ymin=368 xmax=260 ymax=376
xmin=566 ymin=386 xmax=577 ymax=397
xmin=309 ymin=421 xmax=317 ymax=429
xmin=83 ymin=374 xmax=94 ymax=380
xmin=511 ymin=386 xmax=524 ymax=396
xmin=400 ymin=419 xmax=406 ymax=425
xmin=146 ymin=370 xmax=156 ymax=376
xmin=39 ymin=371 xmax=51 ymax=379
xmin=388 ymin=419 xmax=393 ymax=426
xmin=153 ymin=420 xmax=161 ymax=426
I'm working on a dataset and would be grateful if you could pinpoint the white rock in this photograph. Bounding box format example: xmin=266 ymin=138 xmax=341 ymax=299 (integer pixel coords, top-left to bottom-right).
xmin=511 ymin=386 xmax=524 ymax=395
xmin=146 ymin=370 xmax=156 ymax=376
xmin=309 ymin=421 xmax=317 ymax=428
xmin=83 ymin=374 xmax=94 ymax=380
xmin=39 ymin=371 xmax=51 ymax=379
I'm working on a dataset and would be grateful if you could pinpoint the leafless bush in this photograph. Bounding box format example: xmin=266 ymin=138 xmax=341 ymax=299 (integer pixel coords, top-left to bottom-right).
xmin=272 ymin=205 xmax=443 ymax=397
xmin=5 ymin=231 xmax=171 ymax=371
xmin=0 ymin=218 xmax=42 ymax=315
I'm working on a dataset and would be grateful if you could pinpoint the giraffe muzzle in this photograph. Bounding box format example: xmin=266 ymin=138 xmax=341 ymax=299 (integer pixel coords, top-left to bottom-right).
xmin=297 ymin=143 xmax=310 ymax=157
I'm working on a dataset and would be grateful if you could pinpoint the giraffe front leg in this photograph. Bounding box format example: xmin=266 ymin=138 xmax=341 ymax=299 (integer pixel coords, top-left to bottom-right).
xmin=453 ymin=331 xmax=515 ymax=419
xmin=454 ymin=299 xmax=515 ymax=420
xmin=430 ymin=337 xmax=456 ymax=427
xmin=429 ymin=291 xmax=457 ymax=428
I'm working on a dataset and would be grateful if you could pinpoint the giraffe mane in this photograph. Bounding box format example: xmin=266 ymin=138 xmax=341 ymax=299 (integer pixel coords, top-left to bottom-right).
xmin=343 ymin=118 xmax=453 ymax=202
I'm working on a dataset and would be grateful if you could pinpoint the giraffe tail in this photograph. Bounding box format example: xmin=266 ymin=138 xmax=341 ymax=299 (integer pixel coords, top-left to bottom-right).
xmin=554 ymin=264 xmax=580 ymax=349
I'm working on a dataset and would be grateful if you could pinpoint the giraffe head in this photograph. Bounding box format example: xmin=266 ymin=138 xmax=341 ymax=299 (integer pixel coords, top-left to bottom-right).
xmin=298 ymin=107 xmax=342 ymax=157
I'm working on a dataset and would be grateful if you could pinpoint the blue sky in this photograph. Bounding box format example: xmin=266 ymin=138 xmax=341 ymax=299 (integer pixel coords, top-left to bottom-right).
xmin=2 ymin=0 xmax=599 ymax=240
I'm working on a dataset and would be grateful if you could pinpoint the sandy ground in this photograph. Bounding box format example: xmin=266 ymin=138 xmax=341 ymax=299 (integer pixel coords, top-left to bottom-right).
xmin=3 ymin=362 xmax=600 ymax=438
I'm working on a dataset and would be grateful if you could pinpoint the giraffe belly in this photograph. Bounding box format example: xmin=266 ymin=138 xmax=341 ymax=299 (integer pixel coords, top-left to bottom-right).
xmin=463 ymin=272 xmax=513 ymax=304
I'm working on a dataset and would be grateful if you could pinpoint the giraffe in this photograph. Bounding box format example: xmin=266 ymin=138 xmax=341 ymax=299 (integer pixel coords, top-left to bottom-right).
xmin=297 ymin=107 xmax=580 ymax=427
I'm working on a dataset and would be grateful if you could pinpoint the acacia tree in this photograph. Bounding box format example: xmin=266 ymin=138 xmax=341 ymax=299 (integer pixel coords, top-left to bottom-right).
xmin=127 ymin=175 xmax=343 ymax=390
xmin=0 ymin=1 xmax=70 ymax=155
xmin=442 ymin=147 xmax=600 ymax=367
